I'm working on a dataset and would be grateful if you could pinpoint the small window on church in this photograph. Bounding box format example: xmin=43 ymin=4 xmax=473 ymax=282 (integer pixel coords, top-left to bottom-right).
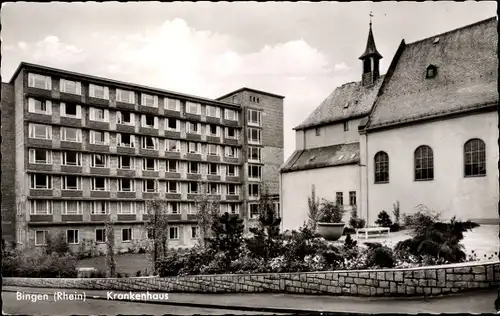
xmin=315 ymin=128 xmax=320 ymax=136
xmin=426 ymin=65 xmax=437 ymax=79
xmin=344 ymin=121 xmax=349 ymax=131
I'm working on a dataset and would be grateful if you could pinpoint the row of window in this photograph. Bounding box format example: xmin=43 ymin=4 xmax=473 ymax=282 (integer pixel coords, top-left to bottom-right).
xmin=335 ymin=191 xmax=357 ymax=207
xmin=28 ymin=73 xmax=247 ymax=122
xmin=30 ymin=175 xmax=245 ymax=194
xmin=28 ymin=200 xmax=241 ymax=216
xmin=33 ymin=225 xmax=198 ymax=246
xmin=29 ymin=125 xmax=255 ymax=155
xmin=29 ymin=150 xmax=253 ymax=173
xmin=373 ymin=139 xmax=487 ymax=183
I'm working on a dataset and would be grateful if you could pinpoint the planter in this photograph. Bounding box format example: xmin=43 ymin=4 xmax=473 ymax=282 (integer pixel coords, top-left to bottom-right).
xmin=318 ymin=222 xmax=345 ymax=241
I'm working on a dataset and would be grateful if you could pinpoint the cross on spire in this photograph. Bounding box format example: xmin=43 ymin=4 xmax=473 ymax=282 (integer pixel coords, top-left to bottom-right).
xmin=369 ymin=11 xmax=373 ymax=27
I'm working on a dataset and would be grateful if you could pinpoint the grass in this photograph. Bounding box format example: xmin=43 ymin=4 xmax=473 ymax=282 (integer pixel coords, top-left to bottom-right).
xmin=77 ymin=253 xmax=150 ymax=276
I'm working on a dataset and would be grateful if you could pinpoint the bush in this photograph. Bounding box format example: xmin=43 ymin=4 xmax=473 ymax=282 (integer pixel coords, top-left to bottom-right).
xmin=88 ymin=269 xmax=107 ymax=278
xmin=365 ymin=243 xmax=395 ymax=268
xmin=390 ymin=223 xmax=401 ymax=232
xmin=395 ymin=207 xmax=479 ymax=263
xmin=349 ymin=206 xmax=366 ymax=229
xmin=375 ymin=211 xmax=393 ymax=228
xmin=318 ymin=199 xmax=345 ymax=223
xmin=45 ymin=231 xmax=71 ymax=255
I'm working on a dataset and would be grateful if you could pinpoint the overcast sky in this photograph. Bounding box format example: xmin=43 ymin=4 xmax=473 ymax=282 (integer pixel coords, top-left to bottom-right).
xmin=1 ymin=2 xmax=496 ymax=160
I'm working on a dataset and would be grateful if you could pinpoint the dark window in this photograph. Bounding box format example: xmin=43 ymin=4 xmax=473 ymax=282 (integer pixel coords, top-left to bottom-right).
xmin=349 ymin=191 xmax=356 ymax=206
xmin=209 ymin=124 xmax=218 ymax=135
xmin=65 ymin=103 xmax=77 ymax=116
xmin=426 ymin=65 xmax=437 ymax=78
xmin=191 ymin=226 xmax=198 ymax=239
xmin=122 ymin=112 xmax=131 ymax=123
xmin=414 ymin=145 xmax=434 ymax=180
xmin=464 ymin=138 xmax=486 ymax=177
xmin=315 ymin=128 xmax=320 ymax=136
xmin=363 ymin=59 xmax=371 ymax=73
xmin=374 ymin=151 xmax=389 ymax=183
xmin=96 ymin=229 xmax=106 ymax=243
xmin=209 ymin=163 xmax=218 ymax=175
xmin=336 ymin=192 xmax=343 ymax=206
xmin=344 ymin=121 xmax=349 ymax=131
xmin=167 ymin=119 xmax=177 ymax=129
xmin=122 ymin=228 xmax=132 ymax=242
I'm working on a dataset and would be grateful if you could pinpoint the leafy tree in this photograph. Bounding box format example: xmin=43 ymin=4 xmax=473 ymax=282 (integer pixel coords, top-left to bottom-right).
xmin=208 ymin=212 xmax=244 ymax=263
xmin=246 ymin=186 xmax=283 ymax=260
xmin=45 ymin=231 xmax=70 ymax=255
xmin=145 ymin=198 xmax=170 ymax=274
xmin=194 ymin=181 xmax=220 ymax=249
xmin=349 ymin=206 xmax=366 ymax=229
xmin=104 ymin=220 xmax=116 ymax=278
xmin=318 ymin=199 xmax=345 ymax=223
xmin=307 ymin=185 xmax=321 ymax=230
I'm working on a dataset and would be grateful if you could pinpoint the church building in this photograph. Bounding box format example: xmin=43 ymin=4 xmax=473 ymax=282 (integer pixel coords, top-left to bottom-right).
xmin=280 ymin=16 xmax=498 ymax=230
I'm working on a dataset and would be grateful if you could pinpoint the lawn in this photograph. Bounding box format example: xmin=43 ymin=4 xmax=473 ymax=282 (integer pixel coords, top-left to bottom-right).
xmin=77 ymin=225 xmax=499 ymax=276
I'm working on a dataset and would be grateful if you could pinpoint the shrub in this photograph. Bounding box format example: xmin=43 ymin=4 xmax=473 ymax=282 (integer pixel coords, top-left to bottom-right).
xmin=307 ymin=185 xmax=321 ymax=230
xmin=365 ymin=243 xmax=395 ymax=268
xmin=318 ymin=199 xmax=345 ymax=223
xmin=88 ymin=269 xmax=107 ymax=278
xmin=156 ymin=250 xmax=185 ymax=277
xmin=208 ymin=212 xmax=245 ymax=262
xmin=138 ymin=247 xmax=146 ymax=254
xmin=375 ymin=211 xmax=393 ymax=228
xmin=349 ymin=206 xmax=366 ymax=229
xmin=45 ymin=231 xmax=71 ymax=255
xmin=395 ymin=207 xmax=479 ymax=263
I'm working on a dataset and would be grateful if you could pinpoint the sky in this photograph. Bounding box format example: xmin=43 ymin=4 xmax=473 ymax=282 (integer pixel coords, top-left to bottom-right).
xmin=1 ymin=2 xmax=497 ymax=160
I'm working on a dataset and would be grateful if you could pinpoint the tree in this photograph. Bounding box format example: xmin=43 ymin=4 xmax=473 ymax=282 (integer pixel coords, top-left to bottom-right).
xmin=307 ymin=185 xmax=320 ymax=231
xmin=194 ymin=181 xmax=220 ymax=249
xmin=104 ymin=220 xmax=116 ymax=278
xmin=144 ymin=198 xmax=170 ymax=274
xmin=45 ymin=231 xmax=70 ymax=255
xmin=209 ymin=212 xmax=245 ymax=262
xmin=246 ymin=186 xmax=283 ymax=260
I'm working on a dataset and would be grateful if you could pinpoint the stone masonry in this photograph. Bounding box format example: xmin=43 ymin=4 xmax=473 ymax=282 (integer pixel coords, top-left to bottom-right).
xmin=4 ymin=261 xmax=499 ymax=297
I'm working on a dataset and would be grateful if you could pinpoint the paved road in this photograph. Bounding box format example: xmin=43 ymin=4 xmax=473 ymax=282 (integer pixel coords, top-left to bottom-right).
xmin=3 ymin=286 xmax=499 ymax=314
xmin=2 ymin=292 xmax=279 ymax=315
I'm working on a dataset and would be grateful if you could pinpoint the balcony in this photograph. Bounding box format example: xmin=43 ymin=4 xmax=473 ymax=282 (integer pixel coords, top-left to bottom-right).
xmin=25 ymin=113 xmax=53 ymax=124
xmin=164 ymin=110 xmax=182 ymax=119
xmin=60 ymin=116 xmax=83 ymax=127
xmin=88 ymin=143 xmax=110 ymax=152
xmin=138 ymin=105 xmax=158 ymax=114
xmin=90 ymin=191 xmax=110 ymax=198
xmin=164 ymin=130 xmax=181 ymax=139
xmin=87 ymin=121 xmax=109 ymax=130
xmin=187 ymin=214 xmax=198 ymax=221
xmin=117 ymin=214 xmax=137 ymax=221
xmin=61 ymin=190 xmax=83 ymax=198
xmin=207 ymin=174 xmax=221 ymax=181
xmin=223 ymin=138 xmax=239 ymax=146
xmin=206 ymin=136 xmax=221 ymax=143
xmin=29 ymin=214 xmax=53 ymax=222
xmin=116 ymin=145 xmax=135 ymax=155
xmin=186 ymin=133 xmax=202 ymax=142
xmin=165 ymin=151 xmax=181 ymax=159
xmin=60 ymin=141 xmax=83 ymax=151
xmin=28 ymin=163 xmax=53 ymax=172
xmin=61 ymin=214 xmax=83 ymax=222
xmin=187 ymin=173 xmax=202 ymax=181
xmin=222 ymin=119 xmax=239 ymax=127
xmin=59 ymin=92 xmax=83 ymax=104
xmin=26 ymin=87 xmax=52 ymax=99
xmin=60 ymin=165 xmax=83 ymax=174
xmin=223 ymin=156 xmax=239 ymax=164
xmin=116 ymin=101 xmax=135 ymax=111
xmin=165 ymin=193 xmax=181 ymax=200
xmin=207 ymin=155 xmax=221 ymax=163
xmin=89 ymin=167 xmax=110 ymax=176
xmin=225 ymin=175 xmax=241 ymax=183
xmin=117 ymin=191 xmax=136 ymax=199
xmin=87 ymin=97 xmax=109 ymax=107
xmin=142 ymin=192 xmax=158 ymax=199
xmin=139 ymin=148 xmax=159 ymax=156
xmin=205 ymin=116 xmax=221 ymax=125
xmin=117 ymin=169 xmax=136 ymax=177
xmin=27 ymin=138 xmax=52 ymax=149
xmin=186 ymin=153 xmax=202 ymax=161
xmin=116 ymin=124 xmax=135 ymax=134
xmin=30 ymin=189 xmax=53 ymax=197
xmin=187 ymin=193 xmax=201 ymax=200
xmin=142 ymin=170 xmax=159 ymax=178
xmin=225 ymin=194 xmax=240 ymax=201
xmin=165 ymin=172 xmax=181 ymax=179
xmin=90 ymin=214 xmax=110 ymax=222
xmin=167 ymin=214 xmax=182 ymax=221
xmin=139 ymin=126 xmax=158 ymax=136
xmin=184 ymin=113 xmax=201 ymax=121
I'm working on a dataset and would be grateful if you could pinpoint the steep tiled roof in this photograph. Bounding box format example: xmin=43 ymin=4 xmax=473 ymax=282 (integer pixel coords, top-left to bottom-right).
xmin=294 ymin=77 xmax=384 ymax=130
xmin=365 ymin=17 xmax=498 ymax=129
xmin=280 ymin=143 xmax=359 ymax=173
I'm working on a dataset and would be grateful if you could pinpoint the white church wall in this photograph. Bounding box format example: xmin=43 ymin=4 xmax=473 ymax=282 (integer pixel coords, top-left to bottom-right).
xmin=281 ymin=164 xmax=360 ymax=231
xmin=366 ymin=110 xmax=498 ymax=225
xmin=303 ymin=117 xmax=365 ymax=150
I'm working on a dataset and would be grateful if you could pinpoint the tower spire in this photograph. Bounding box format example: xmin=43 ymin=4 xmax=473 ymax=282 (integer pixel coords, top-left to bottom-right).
xmin=359 ymin=12 xmax=383 ymax=86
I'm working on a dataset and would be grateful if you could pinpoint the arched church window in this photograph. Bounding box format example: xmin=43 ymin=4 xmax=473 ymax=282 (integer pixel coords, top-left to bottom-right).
xmin=414 ymin=145 xmax=434 ymax=181
xmin=374 ymin=151 xmax=389 ymax=183
xmin=464 ymin=138 xmax=486 ymax=177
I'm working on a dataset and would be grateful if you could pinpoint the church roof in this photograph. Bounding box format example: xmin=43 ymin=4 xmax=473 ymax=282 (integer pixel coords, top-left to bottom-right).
xmin=359 ymin=24 xmax=383 ymax=60
xmin=280 ymin=142 xmax=360 ymax=173
xmin=293 ymin=76 xmax=384 ymax=130
xmin=365 ymin=16 xmax=498 ymax=130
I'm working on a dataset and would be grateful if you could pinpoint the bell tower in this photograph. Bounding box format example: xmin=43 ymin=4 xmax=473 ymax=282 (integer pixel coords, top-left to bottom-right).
xmin=359 ymin=12 xmax=383 ymax=87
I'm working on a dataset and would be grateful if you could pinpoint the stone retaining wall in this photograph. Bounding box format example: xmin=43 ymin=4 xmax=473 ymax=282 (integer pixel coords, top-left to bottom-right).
xmin=4 ymin=261 xmax=500 ymax=297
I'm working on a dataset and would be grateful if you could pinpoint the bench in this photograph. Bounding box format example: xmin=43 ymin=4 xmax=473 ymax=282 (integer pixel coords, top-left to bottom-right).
xmin=356 ymin=227 xmax=390 ymax=239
